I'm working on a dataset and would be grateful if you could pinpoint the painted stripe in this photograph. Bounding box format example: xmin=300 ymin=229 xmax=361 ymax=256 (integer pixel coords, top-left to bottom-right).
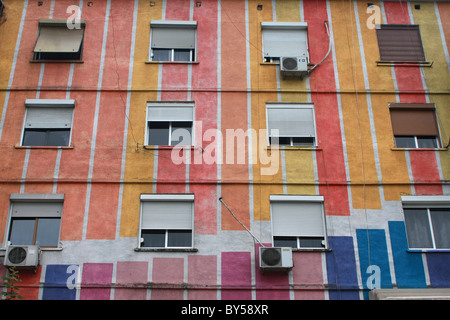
xmin=356 ymin=229 xmax=393 ymax=299
xmin=82 ymin=0 xmax=111 ymax=240
xmin=221 ymin=251 xmax=252 ymax=300
xmin=116 ymin=0 xmax=138 ymax=240
xmin=80 ymin=263 xmax=113 ymax=300
xmin=42 ymin=264 xmax=78 ymax=300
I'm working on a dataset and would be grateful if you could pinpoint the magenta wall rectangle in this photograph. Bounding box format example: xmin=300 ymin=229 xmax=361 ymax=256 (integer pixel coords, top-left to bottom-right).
xmin=115 ymin=261 xmax=148 ymax=300
xmin=221 ymin=252 xmax=252 ymax=300
xmin=80 ymin=263 xmax=113 ymax=300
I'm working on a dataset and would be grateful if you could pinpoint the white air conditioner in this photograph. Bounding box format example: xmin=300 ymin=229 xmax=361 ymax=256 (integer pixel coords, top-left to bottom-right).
xmin=259 ymin=247 xmax=293 ymax=272
xmin=4 ymin=245 xmax=40 ymax=269
xmin=280 ymin=56 xmax=308 ymax=79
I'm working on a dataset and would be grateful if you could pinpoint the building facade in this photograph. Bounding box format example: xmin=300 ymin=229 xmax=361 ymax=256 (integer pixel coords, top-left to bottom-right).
xmin=0 ymin=0 xmax=449 ymax=300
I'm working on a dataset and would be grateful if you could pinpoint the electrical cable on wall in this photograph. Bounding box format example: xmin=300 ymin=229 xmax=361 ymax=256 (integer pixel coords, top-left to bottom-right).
xmin=308 ymin=21 xmax=332 ymax=74
xmin=219 ymin=197 xmax=265 ymax=247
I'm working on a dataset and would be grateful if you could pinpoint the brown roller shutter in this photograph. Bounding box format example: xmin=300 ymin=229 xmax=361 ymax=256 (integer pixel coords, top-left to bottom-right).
xmin=376 ymin=25 xmax=425 ymax=62
xmin=389 ymin=103 xmax=439 ymax=136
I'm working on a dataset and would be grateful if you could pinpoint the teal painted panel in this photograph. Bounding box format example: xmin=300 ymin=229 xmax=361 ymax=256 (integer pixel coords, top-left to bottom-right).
xmin=389 ymin=221 xmax=427 ymax=288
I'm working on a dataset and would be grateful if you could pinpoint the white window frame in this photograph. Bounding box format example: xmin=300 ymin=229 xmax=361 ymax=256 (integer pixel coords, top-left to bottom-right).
xmin=265 ymin=103 xmax=317 ymax=147
xmin=21 ymin=99 xmax=75 ymax=147
xmin=5 ymin=193 xmax=64 ymax=249
xmin=149 ymin=20 xmax=197 ymax=62
xmin=401 ymin=195 xmax=450 ymax=250
xmin=138 ymin=194 xmax=195 ymax=249
xmin=269 ymin=195 xmax=328 ymax=250
xmin=145 ymin=101 xmax=195 ymax=146
xmin=261 ymin=22 xmax=309 ymax=63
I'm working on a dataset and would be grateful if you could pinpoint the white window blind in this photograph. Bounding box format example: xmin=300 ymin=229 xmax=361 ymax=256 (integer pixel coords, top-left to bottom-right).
xmin=262 ymin=22 xmax=308 ymax=57
xmin=141 ymin=195 xmax=194 ymax=230
xmin=266 ymin=104 xmax=315 ymax=137
xmin=271 ymin=196 xmax=324 ymax=237
xmin=25 ymin=99 xmax=74 ymax=129
xmin=147 ymin=103 xmax=194 ymax=122
xmin=34 ymin=19 xmax=85 ymax=53
xmin=151 ymin=21 xmax=196 ymax=49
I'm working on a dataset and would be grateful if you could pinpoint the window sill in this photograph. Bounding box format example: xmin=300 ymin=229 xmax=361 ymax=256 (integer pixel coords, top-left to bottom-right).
xmin=376 ymin=61 xmax=433 ymax=67
xmin=134 ymin=247 xmax=198 ymax=252
xmin=143 ymin=145 xmax=199 ymax=150
xmin=15 ymin=145 xmax=73 ymax=149
xmin=30 ymin=60 xmax=84 ymax=64
xmin=145 ymin=61 xmax=199 ymax=65
xmin=391 ymin=147 xmax=447 ymax=152
xmin=292 ymin=248 xmax=331 ymax=252
xmin=266 ymin=146 xmax=322 ymax=151
xmin=407 ymin=249 xmax=450 ymax=253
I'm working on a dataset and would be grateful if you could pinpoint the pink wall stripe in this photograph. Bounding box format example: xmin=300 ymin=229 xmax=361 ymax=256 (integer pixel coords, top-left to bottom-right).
xmin=151 ymin=257 xmax=184 ymax=300
xmin=221 ymin=252 xmax=252 ymax=300
xmin=115 ymin=261 xmax=148 ymax=300
xmin=80 ymin=263 xmax=113 ymax=300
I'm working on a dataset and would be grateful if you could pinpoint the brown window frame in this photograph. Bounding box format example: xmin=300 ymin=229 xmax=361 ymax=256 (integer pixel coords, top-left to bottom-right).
xmin=376 ymin=24 xmax=426 ymax=63
xmin=389 ymin=103 xmax=441 ymax=149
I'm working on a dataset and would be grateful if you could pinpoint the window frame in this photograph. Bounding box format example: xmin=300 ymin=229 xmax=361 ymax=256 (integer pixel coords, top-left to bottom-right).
xmin=389 ymin=103 xmax=442 ymax=149
xmin=269 ymin=195 xmax=328 ymax=250
xmin=32 ymin=19 xmax=86 ymax=62
xmin=138 ymin=194 xmax=195 ymax=250
xmin=5 ymin=193 xmax=64 ymax=249
xmin=21 ymin=99 xmax=75 ymax=147
xmin=375 ymin=24 xmax=426 ymax=64
xmin=145 ymin=101 xmax=194 ymax=147
xmin=261 ymin=22 xmax=309 ymax=63
xmin=149 ymin=20 xmax=197 ymax=63
xmin=265 ymin=103 xmax=317 ymax=147
xmin=401 ymin=196 xmax=450 ymax=251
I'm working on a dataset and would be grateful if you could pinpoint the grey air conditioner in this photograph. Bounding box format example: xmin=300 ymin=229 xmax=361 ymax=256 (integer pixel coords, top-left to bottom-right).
xmin=280 ymin=56 xmax=308 ymax=79
xmin=259 ymin=247 xmax=293 ymax=272
xmin=4 ymin=245 xmax=40 ymax=269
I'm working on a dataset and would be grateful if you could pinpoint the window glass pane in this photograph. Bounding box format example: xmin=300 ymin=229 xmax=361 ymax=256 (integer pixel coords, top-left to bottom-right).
xmin=417 ymin=136 xmax=438 ymax=148
xmin=23 ymin=129 xmax=47 ymax=146
xmin=35 ymin=218 xmax=61 ymax=247
xmin=174 ymin=49 xmax=192 ymax=61
xmin=167 ymin=230 xmax=192 ymax=247
xmin=141 ymin=230 xmax=165 ymax=247
xmin=269 ymin=137 xmax=290 ymax=146
xmin=148 ymin=122 xmax=170 ymax=145
xmin=292 ymin=137 xmax=314 ymax=146
xmin=395 ymin=136 xmax=416 ymax=148
xmin=273 ymin=236 xmax=298 ymax=248
xmin=430 ymin=209 xmax=450 ymax=249
xmin=152 ymin=49 xmax=171 ymax=61
xmin=47 ymin=129 xmax=71 ymax=146
xmin=404 ymin=208 xmax=433 ymax=249
xmin=299 ymin=237 xmax=324 ymax=248
xmin=9 ymin=218 xmax=36 ymax=245
xmin=171 ymin=122 xmax=192 ymax=146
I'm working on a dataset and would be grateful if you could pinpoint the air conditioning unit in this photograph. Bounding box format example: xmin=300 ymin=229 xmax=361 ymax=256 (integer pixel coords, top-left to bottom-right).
xmin=280 ymin=56 xmax=308 ymax=79
xmin=4 ymin=245 xmax=40 ymax=269
xmin=259 ymin=247 xmax=293 ymax=272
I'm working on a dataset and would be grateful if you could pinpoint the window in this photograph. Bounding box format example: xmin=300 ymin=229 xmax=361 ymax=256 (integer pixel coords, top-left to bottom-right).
xmin=389 ymin=103 xmax=441 ymax=148
xmin=139 ymin=194 xmax=194 ymax=249
xmin=402 ymin=196 xmax=450 ymax=250
xmin=7 ymin=194 xmax=64 ymax=248
xmin=146 ymin=102 xmax=194 ymax=146
xmin=266 ymin=103 xmax=316 ymax=146
xmin=150 ymin=21 xmax=197 ymax=62
xmin=22 ymin=99 xmax=74 ymax=147
xmin=376 ymin=25 xmax=425 ymax=62
xmin=270 ymin=195 xmax=327 ymax=249
xmin=33 ymin=19 xmax=86 ymax=61
xmin=261 ymin=22 xmax=309 ymax=63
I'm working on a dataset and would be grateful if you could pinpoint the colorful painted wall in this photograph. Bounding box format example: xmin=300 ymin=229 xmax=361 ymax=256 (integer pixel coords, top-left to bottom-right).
xmin=0 ymin=0 xmax=449 ymax=300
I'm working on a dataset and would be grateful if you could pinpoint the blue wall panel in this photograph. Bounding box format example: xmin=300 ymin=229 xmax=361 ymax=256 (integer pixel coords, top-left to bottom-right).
xmin=42 ymin=264 xmax=79 ymax=300
xmin=426 ymin=253 xmax=450 ymax=288
xmin=388 ymin=221 xmax=427 ymax=288
xmin=356 ymin=229 xmax=392 ymax=299
xmin=326 ymin=236 xmax=360 ymax=300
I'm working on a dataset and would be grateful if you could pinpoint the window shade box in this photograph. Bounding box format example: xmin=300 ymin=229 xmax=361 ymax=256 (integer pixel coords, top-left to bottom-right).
xmin=151 ymin=20 xmax=197 ymax=49
xmin=266 ymin=105 xmax=315 ymax=137
xmin=376 ymin=25 xmax=425 ymax=62
xmin=261 ymin=22 xmax=308 ymax=58
xmin=34 ymin=20 xmax=85 ymax=53
xmin=389 ymin=103 xmax=439 ymax=136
